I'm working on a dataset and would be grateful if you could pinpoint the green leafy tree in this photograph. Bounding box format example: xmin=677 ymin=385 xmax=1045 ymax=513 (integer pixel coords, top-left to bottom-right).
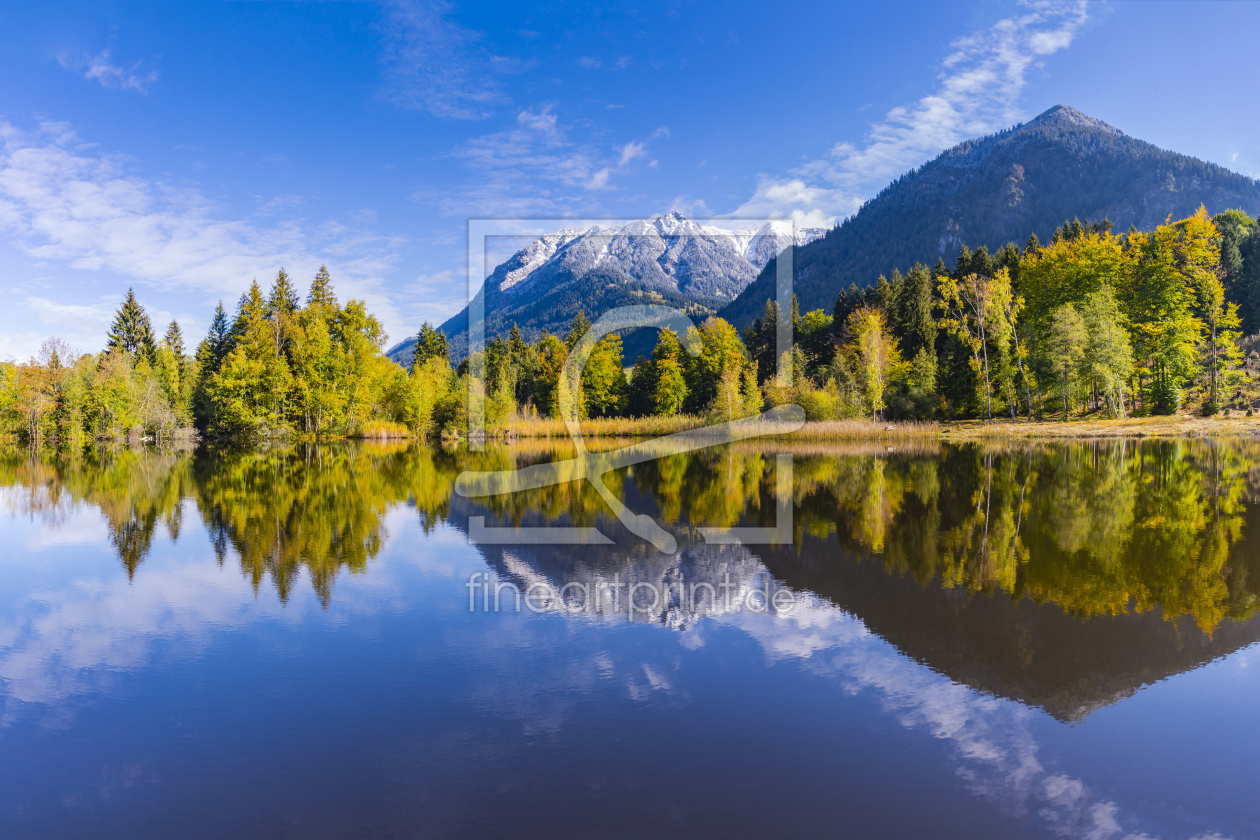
xmin=798 ymin=309 xmax=835 ymax=380
xmin=1080 ymin=287 xmax=1135 ymax=417
xmin=651 ymin=329 xmax=689 ymax=416
xmin=1129 ymin=214 xmax=1206 ymax=408
xmin=938 ymin=271 xmax=1011 ymax=420
xmin=1045 ymin=303 xmax=1087 ymax=419
xmin=842 ymin=306 xmax=903 ymax=421
xmin=684 ymin=317 xmax=746 ymax=411
xmin=581 ymin=332 xmax=626 ymax=418
xmin=625 ymin=355 xmax=657 ymax=418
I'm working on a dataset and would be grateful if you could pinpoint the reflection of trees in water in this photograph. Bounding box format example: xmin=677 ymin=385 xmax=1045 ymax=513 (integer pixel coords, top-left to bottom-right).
xmin=0 ymin=446 xmax=193 ymax=577
xmin=192 ymin=444 xmax=399 ymax=604
xmin=3 ymin=438 xmax=1260 ymax=628
xmin=789 ymin=440 xmax=1260 ymax=633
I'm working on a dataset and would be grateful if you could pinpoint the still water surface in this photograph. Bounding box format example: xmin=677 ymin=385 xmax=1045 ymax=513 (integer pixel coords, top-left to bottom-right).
xmin=0 ymin=439 xmax=1258 ymax=839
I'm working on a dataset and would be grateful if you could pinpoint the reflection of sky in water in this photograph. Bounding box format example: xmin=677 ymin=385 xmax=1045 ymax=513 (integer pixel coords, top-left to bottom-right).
xmin=0 ymin=495 xmax=1254 ymax=839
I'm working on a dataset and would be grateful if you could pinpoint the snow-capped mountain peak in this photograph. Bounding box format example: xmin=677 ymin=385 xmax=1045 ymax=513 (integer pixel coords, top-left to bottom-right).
xmin=487 ymin=213 xmax=826 ymax=301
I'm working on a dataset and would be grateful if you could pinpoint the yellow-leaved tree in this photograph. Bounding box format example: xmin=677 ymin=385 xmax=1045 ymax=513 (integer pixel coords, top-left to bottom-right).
xmin=843 ymin=305 xmax=903 ymax=421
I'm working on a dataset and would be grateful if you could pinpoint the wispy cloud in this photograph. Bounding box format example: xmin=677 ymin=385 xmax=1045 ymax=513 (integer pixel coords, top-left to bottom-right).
xmin=430 ymin=107 xmax=669 ymax=216
xmin=0 ymin=121 xmax=406 ymax=352
xmin=378 ymin=0 xmax=516 ymax=119
xmin=57 ymin=49 xmax=159 ymax=94
xmin=25 ymin=297 xmax=115 ymax=336
xmin=733 ymin=0 xmax=1090 ymax=228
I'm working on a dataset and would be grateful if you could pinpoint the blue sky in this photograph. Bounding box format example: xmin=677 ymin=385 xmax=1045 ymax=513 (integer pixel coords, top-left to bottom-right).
xmin=0 ymin=0 xmax=1257 ymax=358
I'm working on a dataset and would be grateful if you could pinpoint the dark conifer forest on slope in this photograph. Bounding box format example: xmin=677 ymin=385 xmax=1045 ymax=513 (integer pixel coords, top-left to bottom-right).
xmin=721 ymin=105 xmax=1260 ymax=327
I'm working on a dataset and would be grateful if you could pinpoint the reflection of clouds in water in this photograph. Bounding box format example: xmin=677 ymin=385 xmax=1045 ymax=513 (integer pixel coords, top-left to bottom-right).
xmin=0 ymin=481 xmax=1242 ymax=840
xmin=722 ymin=598 xmax=1232 ymax=840
xmin=0 ymin=488 xmax=109 ymax=551
xmin=0 ymin=561 xmax=288 ymax=713
xmin=0 ymin=506 xmax=469 ymax=717
xmin=461 ymin=544 xmax=1229 ymax=838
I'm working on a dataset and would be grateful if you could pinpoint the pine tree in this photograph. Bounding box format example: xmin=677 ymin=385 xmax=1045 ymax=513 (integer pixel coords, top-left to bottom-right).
xmin=268 ymin=268 xmax=301 ymax=314
xmin=164 ymin=320 xmax=186 ymax=357
xmin=876 ymin=270 xmax=902 ymax=316
xmin=233 ymin=281 xmax=268 ymax=340
xmin=565 ymin=310 xmax=591 ymax=350
xmin=412 ymin=323 xmax=450 ymax=369
xmin=508 ymin=324 xmax=527 ymax=359
xmin=204 ymin=302 xmax=233 ymax=369
xmin=831 ymin=283 xmax=863 ymax=346
xmin=897 ymin=263 xmax=937 ymax=359
xmin=308 ymin=265 xmax=338 ymax=309
xmin=748 ymin=299 xmax=781 ymax=383
xmin=106 ymin=289 xmax=157 ymax=362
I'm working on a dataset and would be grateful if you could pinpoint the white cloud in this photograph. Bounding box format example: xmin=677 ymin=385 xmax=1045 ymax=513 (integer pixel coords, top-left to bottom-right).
xmin=378 ymin=0 xmax=512 ymax=120
xmin=0 ymin=331 xmax=44 ymax=363
xmin=0 ymin=121 xmax=407 ymax=354
xmin=733 ymin=0 xmax=1090 ymax=226
xmin=618 ymin=140 xmax=647 ymax=167
xmin=57 ymin=49 xmax=159 ymax=94
xmin=25 ymin=296 xmax=114 ymax=336
xmin=434 ymin=107 xmax=669 ymax=216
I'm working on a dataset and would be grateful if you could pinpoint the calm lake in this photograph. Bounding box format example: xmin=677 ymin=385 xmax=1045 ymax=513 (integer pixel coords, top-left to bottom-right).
xmin=1 ymin=439 xmax=1258 ymax=839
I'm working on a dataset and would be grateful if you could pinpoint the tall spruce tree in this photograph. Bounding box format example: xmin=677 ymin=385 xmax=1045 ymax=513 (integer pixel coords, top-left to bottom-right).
xmin=268 ymin=268 xmax=301 ymax=314
xmin=233 ymin=281 xmax=268 ymax=340
xmin=106 ymin=289 xmax=157 ymax=362
xmin=308 ymin=265 xmax=338 ymax=308
xmin=897 ymin=263 xmax=937 ymax=359
xmin=412 ymin=323 xmax=450 ymax=369
xmin=164 ymin=320 xmax=186 ymax=357
xmin=565 ymin=310 xmax=592 ymax=350
xmin=203 ymin=302 xmax=233 ymax=369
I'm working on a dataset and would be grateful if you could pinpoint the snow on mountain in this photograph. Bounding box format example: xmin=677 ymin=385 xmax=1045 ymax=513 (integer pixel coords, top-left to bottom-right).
xmin=488 ymin=212 xmax=826 ymax=302
xmin=497 ymin=228 xmax=588 ymax=292
xmin=387 ymin=213 xmax=826 ymax=365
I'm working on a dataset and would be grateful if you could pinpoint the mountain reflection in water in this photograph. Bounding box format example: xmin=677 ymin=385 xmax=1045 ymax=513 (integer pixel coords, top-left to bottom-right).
xmin=1 ymin=438 xmax=1258 ymax=839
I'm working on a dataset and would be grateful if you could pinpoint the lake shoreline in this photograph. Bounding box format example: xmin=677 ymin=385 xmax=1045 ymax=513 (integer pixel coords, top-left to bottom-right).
xmin=501 ymin=414 xmax=1260 ymax=441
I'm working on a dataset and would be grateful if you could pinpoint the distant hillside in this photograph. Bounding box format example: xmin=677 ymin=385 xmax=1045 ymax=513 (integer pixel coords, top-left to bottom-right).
xmin=387 ymin=214 xmax=823 ymax=366
xmin=721 ymin=105 xmax=1260 ymax=326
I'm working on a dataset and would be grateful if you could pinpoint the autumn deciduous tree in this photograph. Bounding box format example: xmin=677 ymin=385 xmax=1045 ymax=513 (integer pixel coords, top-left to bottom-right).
xmin=843 ymin=305 xmax=903 ymax=421
xmin=1045 ymin=303 xmax=1087 ymax=419
xmin=938 ymin=270 xmax=1014 ymax=420
xmin=1080 ymin=287 xmax=1135 ymax=417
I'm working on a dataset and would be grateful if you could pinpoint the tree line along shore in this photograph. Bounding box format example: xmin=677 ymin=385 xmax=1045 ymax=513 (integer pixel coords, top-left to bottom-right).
xmin=4 ymin=206 xmax=1260 ymax=446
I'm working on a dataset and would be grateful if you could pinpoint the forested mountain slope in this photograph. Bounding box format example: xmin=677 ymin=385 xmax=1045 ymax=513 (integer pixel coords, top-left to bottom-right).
xmin=721 ymin=105 xmax=1260 ymax=325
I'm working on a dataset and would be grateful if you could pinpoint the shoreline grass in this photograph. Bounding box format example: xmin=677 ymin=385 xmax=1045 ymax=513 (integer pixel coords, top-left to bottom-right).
xmin=506 ymin=413 xmax=1260 ymax=441
xmin=943 ymin=415 xmax=1260 ymax=439
xmin=505 ymin=415 xmax=940 ymax=441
